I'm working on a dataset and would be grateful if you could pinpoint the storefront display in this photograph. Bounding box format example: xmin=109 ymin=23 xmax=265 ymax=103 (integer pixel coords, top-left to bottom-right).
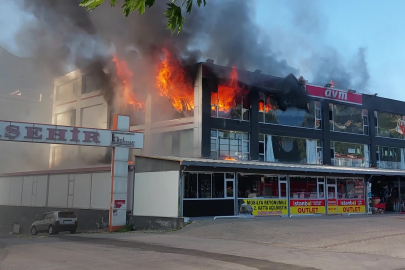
xmin=289 ymin=176 xmax=326 ymax=215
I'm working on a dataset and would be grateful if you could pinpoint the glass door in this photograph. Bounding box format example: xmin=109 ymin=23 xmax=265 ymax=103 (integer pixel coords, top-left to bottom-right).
xmin=225 ymin=173 xmax=235 ymax=199
xmin=327 ymin=178 xmax=338 ymax=214
xmin=278 ymin=176 xmax=288 ymax=198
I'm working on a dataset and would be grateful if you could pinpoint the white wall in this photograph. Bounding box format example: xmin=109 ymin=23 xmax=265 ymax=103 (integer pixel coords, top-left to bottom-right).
xmin=0 ymin=177 xmax=10 ymax=205
xmin=73 ymin=174 xmax=91 ymax=209
xmin=133 ymin=171 xmax=179 ymax=217
xmin=91 ymin=172 xmax=111 ymax=210
xmin=48 ymin=175 xmax=69 ymax=207
xmin=0 ymin=171 xmax=112 ymax=210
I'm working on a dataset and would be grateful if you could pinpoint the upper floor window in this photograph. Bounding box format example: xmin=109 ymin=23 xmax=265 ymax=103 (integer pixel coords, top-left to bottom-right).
xmin=259 ymin=134 xmax=322 ymax=165
xmin=55 ymin=110 xmax=76 ymax=126
xmin=211 ymin=130 xmax=249 ymax=161
xmin=55 ymin=80 xmax=79 ymax=102
xmin=331 ymin=141 xmax=369 ymax=168
xmin=375 ymin=111 xmax=405 ymax=139
xmin=82 ymin=72 xmax=103 ymax=94
xmin=376 ymin=146 xmax=405 ymax=170
xmin=258 ymin=93 xmax=321 ymax=129
xmin=329 ymin=103 xmax=368 ymax=135
xmin=211 ymin=85 xmax=249 ymax=121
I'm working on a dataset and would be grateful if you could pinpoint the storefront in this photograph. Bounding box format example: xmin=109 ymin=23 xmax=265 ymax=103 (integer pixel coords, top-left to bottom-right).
xmin=133 ymin=156 xmax=405 ymax=219
xmin=176 ymin=158 xmax=405 ymax=218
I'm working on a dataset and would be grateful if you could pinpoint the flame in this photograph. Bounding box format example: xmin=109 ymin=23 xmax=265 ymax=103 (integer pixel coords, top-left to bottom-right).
xmin=156 ymin=48 xmax=194 ymax=111
xmin=259 ymin=96 xmax=277 ymax=113
xmin=223 ymin=156 xmax=237 ymax=161
xmin=216 ymin=66 xmax=243 ymax=113
xmin=330 ymin=80 xmax=335 ymax=88
xmin=112 ymin=56 xmax=145 ymax=111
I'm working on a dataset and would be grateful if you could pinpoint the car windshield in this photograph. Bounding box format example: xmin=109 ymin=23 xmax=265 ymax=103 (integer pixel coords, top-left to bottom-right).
xmin=58 ymin=212 xmax=76 ymax=218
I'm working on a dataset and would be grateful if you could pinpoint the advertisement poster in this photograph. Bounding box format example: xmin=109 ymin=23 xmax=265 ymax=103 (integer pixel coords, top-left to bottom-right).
xmin=241 ymin=199 xmax=288 ymax=216
xmin=338 ymin=199 xmax=365 ymax=214
xmin=290 ymin=200 xmax=325 ymax=215
xmin=327 ymin=199 xmax=338 ymax=214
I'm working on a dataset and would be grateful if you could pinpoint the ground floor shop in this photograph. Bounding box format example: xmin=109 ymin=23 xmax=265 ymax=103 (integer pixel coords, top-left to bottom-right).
xmin=133 ymin=156 xmax=405 ymax=219
xmin=183 ymin=173 xmax=367 ymax=217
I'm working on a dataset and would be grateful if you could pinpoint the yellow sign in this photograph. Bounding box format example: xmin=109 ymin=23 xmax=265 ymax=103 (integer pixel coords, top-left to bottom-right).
xmin=290 ymin=200 xmax=326 ymax=215
xmin=243 ymin=199 xmax=288 ymax=216
xmin=338 ymin=200 xmax=366 ymax=214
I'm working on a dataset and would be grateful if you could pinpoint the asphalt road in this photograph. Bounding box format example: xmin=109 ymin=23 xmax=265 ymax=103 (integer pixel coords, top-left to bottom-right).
xmin=1 ymin=215 xmax=405 ymax=270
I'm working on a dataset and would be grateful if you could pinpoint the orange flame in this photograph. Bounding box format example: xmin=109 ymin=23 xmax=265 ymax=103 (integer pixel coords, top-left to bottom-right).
xmin=330 ymin=80 xmax=335 ymax=88
xmin=216 ymin=66 xmax=243 ymax=113
xmin=259 ymin=96 xmax=277 ymax=113
xmin=223 ymin=156 xmax=237 ymax=161
xmin=112 ymin=55 xmax=145 ymax=111
xmin=156 ymin=49 xmax=194 ymax=111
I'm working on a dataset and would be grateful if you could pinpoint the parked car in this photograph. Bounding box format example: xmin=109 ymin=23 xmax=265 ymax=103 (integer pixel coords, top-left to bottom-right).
xmin=30 ymin=211 xmax=78 ymax=235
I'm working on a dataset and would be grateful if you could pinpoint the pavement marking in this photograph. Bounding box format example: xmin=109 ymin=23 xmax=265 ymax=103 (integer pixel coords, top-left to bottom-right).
xmin=60 ymin=235 xmax=319 ymax=270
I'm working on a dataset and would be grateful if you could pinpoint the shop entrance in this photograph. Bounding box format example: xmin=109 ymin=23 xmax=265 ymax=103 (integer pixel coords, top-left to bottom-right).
xmin=326 ymin=178 xmax=338 ymax=214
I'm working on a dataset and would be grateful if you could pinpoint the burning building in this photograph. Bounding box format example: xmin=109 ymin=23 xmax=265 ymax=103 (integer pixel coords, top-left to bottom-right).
xmin=48 ymin=51 xmax=405 ymax=219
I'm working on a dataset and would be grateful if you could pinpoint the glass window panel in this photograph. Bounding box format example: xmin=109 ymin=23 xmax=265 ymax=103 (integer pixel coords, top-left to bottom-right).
xmin=226 ymin=173 xmax=235 ymax=179
xmin=330 ymin=104 xmax=367 ymax=135
xmin=290 ymin=177 xmax=318 ymax=199
xmin=332 ymin=141 xmax=366 ymax=167
xmin=279 ymin=182 xmax=287 ymax=198
xmin=318 ymin=184 xmax=325 ymax=198
xmin=184 ymin=173 xmax=197 ymax=198
xmin=337 ymin=178 xmax=364 ymax=199
xmin=212 ymin=173 xmax=224 ymax=198
xmin=198 ymin=174 xmax=212 ymax=198
xmin=376 ymin=111 xmax=404 ymax=139
xmin=226 ymin=181 xmax=234 ymax=197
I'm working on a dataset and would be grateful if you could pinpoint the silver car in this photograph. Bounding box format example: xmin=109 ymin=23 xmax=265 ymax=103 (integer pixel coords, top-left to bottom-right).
xmin=30 ymin=211 xmax=78 ymax=235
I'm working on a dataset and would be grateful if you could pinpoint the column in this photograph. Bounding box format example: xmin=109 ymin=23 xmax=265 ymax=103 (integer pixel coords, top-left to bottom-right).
xmin=109 ymin=115 xmax=130 ymax=231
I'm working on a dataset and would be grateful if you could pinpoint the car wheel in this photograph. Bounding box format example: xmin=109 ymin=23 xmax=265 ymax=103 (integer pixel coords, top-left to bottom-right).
xmin=48 ymin=225 xmax=55 ymax=235
xmin=70 ymin=229 xmax=76 ymax=234
xmin=31 ymin=226 xmax=38 ymax=236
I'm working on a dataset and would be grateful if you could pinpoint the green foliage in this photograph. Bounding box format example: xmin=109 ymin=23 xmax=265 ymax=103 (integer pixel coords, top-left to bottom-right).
xmin=80 ymin=0 xmax=206 ymax=34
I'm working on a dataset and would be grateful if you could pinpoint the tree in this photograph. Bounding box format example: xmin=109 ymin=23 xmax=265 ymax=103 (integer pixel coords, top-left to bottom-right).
xmin=79 ymin=0 xmax=206 ymax=34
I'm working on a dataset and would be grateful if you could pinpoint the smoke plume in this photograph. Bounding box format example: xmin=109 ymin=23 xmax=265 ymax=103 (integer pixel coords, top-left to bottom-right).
xmin=0 ymin=0 xmax=371 ymax=172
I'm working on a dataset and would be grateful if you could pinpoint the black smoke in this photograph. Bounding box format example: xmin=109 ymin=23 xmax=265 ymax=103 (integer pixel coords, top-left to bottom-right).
xmin=13 ymin=0 xmax=370 ymax=93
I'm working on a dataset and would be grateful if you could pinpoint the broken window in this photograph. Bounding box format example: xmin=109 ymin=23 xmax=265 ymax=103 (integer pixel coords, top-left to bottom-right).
xmin=329 ymin=103 xmax=368 ymax=135
xmin=258 ymin=92 xmax=320 ymax=129
xmin=375 ymin=111 xmax=405 ymax=139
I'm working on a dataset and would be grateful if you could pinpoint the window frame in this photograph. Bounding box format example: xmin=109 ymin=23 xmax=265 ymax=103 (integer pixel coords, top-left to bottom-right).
xmin=183 ymin=172 xmax=230 ymax=200
xmin=211 ymin=129 xmax=250 ymax=161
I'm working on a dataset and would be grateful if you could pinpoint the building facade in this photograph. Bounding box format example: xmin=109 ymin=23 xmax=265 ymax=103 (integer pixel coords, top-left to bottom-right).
xmin=52 ymin=60 xmax=405 ymax=219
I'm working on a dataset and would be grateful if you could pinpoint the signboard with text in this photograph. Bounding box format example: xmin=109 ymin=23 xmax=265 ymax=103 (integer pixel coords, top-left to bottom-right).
xmin=290 ymin=200 xmax=326 ymax=215
xmin=242 ymin=199 xmax=288 ymax=216
xmin=0 ymin=120 xmax=143 ymax=148
xmin=338 ymin=199 xmax=366 ymax=214
xmin=327 ymin=199 xmax=338 ymax=214
xmin=306 ymin=84 xmax=363 ymax=105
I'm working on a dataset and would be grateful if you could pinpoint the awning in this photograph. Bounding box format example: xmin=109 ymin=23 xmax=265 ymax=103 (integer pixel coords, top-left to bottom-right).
xmin=134 ymin=155 xmax=405 ymax=176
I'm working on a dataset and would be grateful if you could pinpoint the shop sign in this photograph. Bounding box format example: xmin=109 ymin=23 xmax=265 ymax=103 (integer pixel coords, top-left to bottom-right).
xmin=338 ymin=199 xmax=365 ymax=214
xmin=243 ymin=199 xmax=288 ymax=216
xmin=0 ymin=120 xmax=143 ymax=148
xmin=327 ymin=199 xmax=338 ymax=214
xmin=111 ymin=132 xmax=136 ymax=147
xmin=306 ymin=84 xmax=363 ymax=105
xmin=290 ymin=200 xmax=326 ymax=215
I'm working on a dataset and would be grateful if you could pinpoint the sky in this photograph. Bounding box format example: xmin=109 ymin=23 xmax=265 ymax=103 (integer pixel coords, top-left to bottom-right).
xmin=1 ymin=0 xmax=405 ymax=101
xmin=256 ymin=0 xmax=405 ymax=101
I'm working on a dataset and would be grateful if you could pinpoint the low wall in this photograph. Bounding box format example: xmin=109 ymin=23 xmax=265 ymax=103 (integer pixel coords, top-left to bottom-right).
xmin=0 ymin=205 xmax=109 ymax=235
xmin=128 ymin=215 xmax=188 ymax=231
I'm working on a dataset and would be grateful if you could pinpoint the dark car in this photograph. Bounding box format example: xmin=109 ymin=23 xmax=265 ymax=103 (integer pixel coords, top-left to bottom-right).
xmin=30 ymin=211 xmax=78 ymax=235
